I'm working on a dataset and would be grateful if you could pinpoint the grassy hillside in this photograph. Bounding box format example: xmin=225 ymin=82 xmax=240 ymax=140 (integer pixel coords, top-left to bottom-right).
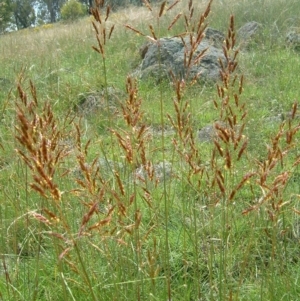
xmin=1 ymin=0 xmax=300 ymax=300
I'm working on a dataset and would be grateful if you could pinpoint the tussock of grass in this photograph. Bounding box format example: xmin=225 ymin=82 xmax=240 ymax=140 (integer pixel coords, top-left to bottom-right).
xmin=1 ymin=0 xmax=300 ymax=300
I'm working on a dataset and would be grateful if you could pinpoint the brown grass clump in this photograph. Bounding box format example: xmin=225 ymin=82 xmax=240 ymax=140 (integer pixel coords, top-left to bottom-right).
xmin=15 ymin=79 xmax=71 ymax=202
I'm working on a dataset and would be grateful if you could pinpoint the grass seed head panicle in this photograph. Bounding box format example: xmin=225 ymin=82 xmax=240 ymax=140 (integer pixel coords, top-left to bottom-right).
xmin=170 ymin=0 xmax=212 ymax=83
xmin=113 ymin=76 xmax=154 ymax=183
xmin=167 ymin=1 xmax=216 ymax=185
xmin=15 ymin=80 xmax=71 ymax=203
xmin=91 ymin=2 xmax=115 ymax=58
xmin=206 ymin=14 xmax=252 ymax=204
xmin=245 ymin=101 xmax=300 ymax=222
xmin=214 ymin=15 xmax=248 ymax=158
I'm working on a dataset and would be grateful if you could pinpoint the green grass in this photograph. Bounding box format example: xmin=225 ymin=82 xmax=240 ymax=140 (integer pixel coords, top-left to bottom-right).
xmin=1 ymin=0 xmax=300 ymax=300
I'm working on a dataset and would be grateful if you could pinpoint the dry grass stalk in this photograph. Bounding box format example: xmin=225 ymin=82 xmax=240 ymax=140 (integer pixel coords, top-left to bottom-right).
xmin=113 ymin=76 xmax=155 ymax=184
xmin=15 ymin=81 xmax=71 ymax=202
xmin=168 ymin=12 xmax=182 ymax=31
xmin=240 ymin=104 xmax=300 ymax=230
xmin=159 ymin=1 xmax=167 ymax=18
xmin=1 ymin=257 xmax=11 ymax=284
xmin=204 ymin=14 xmax=252 ymax=204
xmin=147 ymin=238 xmax=160 ymax=284
xmin=91 ymin=3 xmax=115 ymax=58
xmin=174 ymin=0 xmax=212 ymax=82
xmin=167 ymin=1 xmax=216 ymax=184
xmin=142 ymin=0 xmax=152 ymax=12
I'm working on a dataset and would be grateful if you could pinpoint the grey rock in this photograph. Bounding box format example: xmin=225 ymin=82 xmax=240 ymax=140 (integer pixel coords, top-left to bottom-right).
xmin=135 ymin=161 xmax=174 ymax=183
xmin=138 ymin=33 xmax=226 ymax=83
xmin=286 ymin=31 xmax=300 ymax=49
xmin=204 ymin=27 xmax=225 ymax=47
xmin=263 ymin=111 xmax=300 ymax=123
xmin=198 ymin=124 xmax=218 ymax=142
xmin=76 ymin=87 xmax=125 ymax=116
xmin=198 ymin=121 xmax=229 ymax=143
xmin=237 ymin=21 xmax=262 ymax=46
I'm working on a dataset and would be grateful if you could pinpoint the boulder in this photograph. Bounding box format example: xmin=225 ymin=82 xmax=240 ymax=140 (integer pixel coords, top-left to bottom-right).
xmin=76 ymin=87 xmax=125 ymax=116
xmin=198 ymin=122 xmax=227 ymax=143
xmin=237 ymin=21 xmax=262 ymax=47
xmin=137 ymin=28 xmax=227 ymax=83
xmin=197 ymin=123 xmax=218 ymax=143
xmin=135 ymin=161 xmax=174 ymax=183
xmin=198 ymin=121 xmax=240 ymax=143
xmin=286 ymin=31 xmax=300 ymax=50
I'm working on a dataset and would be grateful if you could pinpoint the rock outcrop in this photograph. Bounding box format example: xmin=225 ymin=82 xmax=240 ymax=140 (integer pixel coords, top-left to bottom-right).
xmin=137 ymin=28 xmax=227 ymax=83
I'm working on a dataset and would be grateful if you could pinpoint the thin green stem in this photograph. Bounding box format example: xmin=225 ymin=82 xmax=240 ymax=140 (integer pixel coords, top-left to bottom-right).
xmin=73 ymin=241 xmax=98 ymax=301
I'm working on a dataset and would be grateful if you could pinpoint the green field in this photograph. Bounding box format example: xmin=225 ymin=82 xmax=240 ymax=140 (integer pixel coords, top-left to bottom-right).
xmin=1 ymin=0 xmax=300 ymax=300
